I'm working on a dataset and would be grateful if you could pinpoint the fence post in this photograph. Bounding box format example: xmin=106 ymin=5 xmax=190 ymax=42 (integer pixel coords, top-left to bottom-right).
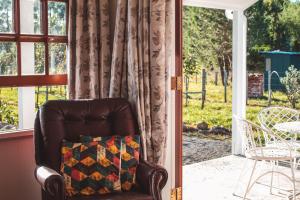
xmin=201 ymin=69 xmax=206 ymax=109
xmin=65 ymin=85 xmax=67 ymax=99
xmin=215 ymin=72 xmax=218 ymax=85
xmin=46 ymin=86 xmax=49 ymax=101
xmin=246 ymin=71 xmax=248 ymax=105
xmin=36 ymin=86 xmax=40 ymax=108
xmin=224 ymin=70 xmax=227 ymax=103
xmin=185 ymin=76 xmax=189 ymax=106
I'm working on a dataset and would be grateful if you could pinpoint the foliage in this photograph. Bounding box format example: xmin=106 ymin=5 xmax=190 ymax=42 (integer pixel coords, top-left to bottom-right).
xmin=183 ymin=0 xmax=300 ymax=74
xmin=0 ymin=42 xmax=17 ymax=75
xmin=48 ymin=2 xmax=66 ymax=35
xmin=0 ymin=0 xmax=12 ymax=33
xmin=280 ymin=66 xmax=300 ymax=108
xmin=183 ymin=7 xmax=232 ymax=82
xmin=280 ymin=1 xmax=300 ymax=51
xmin=183 ymin=1 xmax=300 ymax=80
xmin=0 ymin=99 xmax=17 ymax=126
xmin=245 ymin=0 xmax=300 ymax=71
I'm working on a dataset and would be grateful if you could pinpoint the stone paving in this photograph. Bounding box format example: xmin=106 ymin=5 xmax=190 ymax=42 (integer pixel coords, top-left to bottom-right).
xmin=183 ymin=135 xmax=231 ymax=165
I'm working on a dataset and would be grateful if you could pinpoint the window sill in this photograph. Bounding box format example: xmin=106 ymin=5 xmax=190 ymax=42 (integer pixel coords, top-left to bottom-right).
xmin=0 ymin=129 xmax=33 ymax=140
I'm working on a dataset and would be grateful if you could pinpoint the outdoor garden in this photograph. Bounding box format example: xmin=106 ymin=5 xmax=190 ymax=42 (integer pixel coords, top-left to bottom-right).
xmin=182 ymin=0 xmax=300 ymax=165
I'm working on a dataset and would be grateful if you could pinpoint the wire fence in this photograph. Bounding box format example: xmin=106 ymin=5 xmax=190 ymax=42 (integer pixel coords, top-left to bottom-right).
xmin=184 ymin=70 xmax=230 ymax=109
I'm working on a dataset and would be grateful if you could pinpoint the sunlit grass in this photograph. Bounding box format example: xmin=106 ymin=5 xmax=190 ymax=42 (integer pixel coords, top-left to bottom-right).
xmin=0 ymin=86 xmax=66 ymax=126
xmin=183 ymin=74 xmax=295 ymax=130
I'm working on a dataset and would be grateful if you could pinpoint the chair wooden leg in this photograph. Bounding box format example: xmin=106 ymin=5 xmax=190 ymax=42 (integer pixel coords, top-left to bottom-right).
xmin=243 ymin=160 xmax=257 ymax=200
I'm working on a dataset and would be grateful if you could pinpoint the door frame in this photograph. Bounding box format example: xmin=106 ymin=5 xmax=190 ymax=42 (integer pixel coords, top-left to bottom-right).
xmin=175 ymin=0 xmax=183 ymax=189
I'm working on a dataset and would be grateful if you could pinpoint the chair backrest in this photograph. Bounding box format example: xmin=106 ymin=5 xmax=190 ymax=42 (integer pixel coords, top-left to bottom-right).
xmin=238 ymin=118 xmax=292 ymax=160
xmin=238 ymin=119 xmax=267 ymax=152
xmin=34 ymin=98 xmax=139 ymax=171
xmin=258 ymin=106 xmax=299 ymax=140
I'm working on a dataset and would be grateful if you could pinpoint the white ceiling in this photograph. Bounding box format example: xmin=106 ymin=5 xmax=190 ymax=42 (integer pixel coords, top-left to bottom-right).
xmin=183 ymin=0 xmax=258 ymax=11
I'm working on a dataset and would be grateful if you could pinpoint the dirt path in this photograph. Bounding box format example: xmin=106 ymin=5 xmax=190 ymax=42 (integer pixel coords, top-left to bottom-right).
xmin=183 ymin=134 xmax=231 ymax=165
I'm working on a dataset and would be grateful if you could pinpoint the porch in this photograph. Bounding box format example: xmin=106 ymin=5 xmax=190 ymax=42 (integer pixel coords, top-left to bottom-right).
xmin=183 ymin=155 xmax=300 ymax=200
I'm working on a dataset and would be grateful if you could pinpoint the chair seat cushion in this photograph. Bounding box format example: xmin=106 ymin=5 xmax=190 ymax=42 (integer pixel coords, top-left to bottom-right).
xmin=68 ymin=192 xmax=153 ymax=200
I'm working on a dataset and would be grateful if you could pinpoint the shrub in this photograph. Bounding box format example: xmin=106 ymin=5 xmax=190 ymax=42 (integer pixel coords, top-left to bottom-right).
xmin=0 ymin=100 xmax=17 ymax=126
xmin=280 ymin=66 xmax=300 ymax=108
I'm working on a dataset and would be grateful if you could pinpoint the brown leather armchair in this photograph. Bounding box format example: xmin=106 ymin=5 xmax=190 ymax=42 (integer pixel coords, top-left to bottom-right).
xmin=34 ymin=99 xmax=168 ymax=200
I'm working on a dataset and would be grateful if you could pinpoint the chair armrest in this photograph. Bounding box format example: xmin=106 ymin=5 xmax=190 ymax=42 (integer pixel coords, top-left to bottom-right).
xmin=35 ymin=166 xmax=65 ymax=200
xmin=136 ymin=159 xmax=168 ymax=200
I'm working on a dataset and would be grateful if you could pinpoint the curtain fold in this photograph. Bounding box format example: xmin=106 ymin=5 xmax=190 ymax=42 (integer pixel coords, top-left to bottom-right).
xmin=68 ymin=0 xmax=174 ymax=165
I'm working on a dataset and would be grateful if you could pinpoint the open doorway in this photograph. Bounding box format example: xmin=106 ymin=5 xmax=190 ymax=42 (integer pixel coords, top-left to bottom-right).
xmin=182 ymin=6 xmax=233 ymax=166
xmin=177 ymin=0 xmax=300 ymax=199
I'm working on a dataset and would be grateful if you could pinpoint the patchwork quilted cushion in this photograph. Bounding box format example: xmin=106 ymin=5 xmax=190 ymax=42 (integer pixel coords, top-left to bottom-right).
xmin=61 ymin=136 xmax=121 ymax=197
xmin=81 ymin=135 xmax=141 ymax=191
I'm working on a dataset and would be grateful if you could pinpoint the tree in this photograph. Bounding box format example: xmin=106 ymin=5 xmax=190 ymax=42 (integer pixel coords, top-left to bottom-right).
xmin=280 ymin=66 xmax=300 ymax=108
xmin=280 ymin=1 xmax=300 ymax=51
xmin=0 ymin=0 xmax=13 ymax=33
xmin=246 ymin=0 xmax=291 ymax=71
xmin=183 ymin=7 xmax=204 ymax=77
xmin=183 ymin=6 xmax=232 ymax=84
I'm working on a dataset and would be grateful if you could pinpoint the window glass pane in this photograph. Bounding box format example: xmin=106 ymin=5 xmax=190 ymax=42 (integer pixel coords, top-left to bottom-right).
xmin=0 ymin=86 xmax=67 ymax=133
xmin=20 ymin=0 xmax=42 ymax=34
xmin=0 ymin=87 xmax=18 ymax=132
xmin=48 ymin=2 xmax=66 ymax=35
xmin=21 ymin=42 xmax=45 ymax=75
xmin=0 ymin=42 xmax=17 ymax=76
xmin=0 ymin=0 xmax=13 ymax=33
xmin=35 ymin=85 xmax=67 ymax=108
xmin=49 ymin=43 xmax=67 ymax=74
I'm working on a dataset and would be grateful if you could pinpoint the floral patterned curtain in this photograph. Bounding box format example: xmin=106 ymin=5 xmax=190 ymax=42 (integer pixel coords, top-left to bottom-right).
xmin=68 ymin=0 xmax=174 ymax=165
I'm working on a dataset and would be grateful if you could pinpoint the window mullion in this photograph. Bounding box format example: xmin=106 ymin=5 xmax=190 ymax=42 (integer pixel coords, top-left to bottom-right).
xmin=14 ymin=0 xmax=21 ymax=76
xmin=42 ymin=0 xmax=49 ymax=76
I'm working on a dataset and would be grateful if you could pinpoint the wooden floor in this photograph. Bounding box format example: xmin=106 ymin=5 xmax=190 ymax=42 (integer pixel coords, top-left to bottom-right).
xmin=183 ymin=155 xmax=300 ymax=200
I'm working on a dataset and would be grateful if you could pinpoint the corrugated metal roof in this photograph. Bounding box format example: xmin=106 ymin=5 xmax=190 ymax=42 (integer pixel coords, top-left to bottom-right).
xmin=259 ymin=51 xmax=300 ymax=56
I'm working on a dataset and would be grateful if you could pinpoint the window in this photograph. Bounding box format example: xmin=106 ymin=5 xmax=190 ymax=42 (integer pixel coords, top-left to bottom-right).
xmin=0 ymin=0 xmax=68 ymax=133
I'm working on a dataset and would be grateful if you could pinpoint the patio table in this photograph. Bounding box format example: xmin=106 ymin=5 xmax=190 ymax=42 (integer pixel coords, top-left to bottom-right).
xmin=274 ymin=121 xmax=300 ymax=147
xmin=274 ymin=121 xmax=300 ymax=199
xmin=274 ymin=121 xmax=300 ymax=134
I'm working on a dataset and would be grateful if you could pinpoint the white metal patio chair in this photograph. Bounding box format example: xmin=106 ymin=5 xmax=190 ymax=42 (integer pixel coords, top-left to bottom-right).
xmin=236 ymin=119 xmax=298 ymax=200
xmin=258 ymin=106 xmax=300 ymax=146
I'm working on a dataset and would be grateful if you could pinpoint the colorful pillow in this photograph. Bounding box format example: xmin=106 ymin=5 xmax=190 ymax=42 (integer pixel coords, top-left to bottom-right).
xmin=120 ymin=135 xmax=140 ymax=191
xmin=60 ymin=136 xmax=121 ymax=197
xmin=81 ymin=135 xmax=141 ymax=191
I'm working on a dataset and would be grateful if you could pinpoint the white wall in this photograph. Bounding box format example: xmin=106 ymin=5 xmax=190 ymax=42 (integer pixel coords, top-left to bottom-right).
xmin=0 ymin=134 xmax=41 ymax=200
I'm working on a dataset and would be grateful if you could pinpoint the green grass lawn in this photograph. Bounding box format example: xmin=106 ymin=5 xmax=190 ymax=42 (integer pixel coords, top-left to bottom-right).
xmin=183 ymin=74 xmax=296 ymax=130
xmin=0 ymin=86 xmax=66 ymax=127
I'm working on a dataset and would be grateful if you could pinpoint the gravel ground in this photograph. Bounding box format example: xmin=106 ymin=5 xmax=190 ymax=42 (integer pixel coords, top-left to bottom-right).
xmin=183 ymin=134 xmax=232 ymax=165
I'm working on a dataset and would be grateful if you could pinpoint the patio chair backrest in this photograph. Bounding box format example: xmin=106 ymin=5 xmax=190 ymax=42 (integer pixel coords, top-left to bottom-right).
xmin=258 ymin=106 xmax=299 ymax=140
xmin=239 ymin=119 xmax=268 ymax=151
xmin=238 ymin=119 xmax=291 ymax=159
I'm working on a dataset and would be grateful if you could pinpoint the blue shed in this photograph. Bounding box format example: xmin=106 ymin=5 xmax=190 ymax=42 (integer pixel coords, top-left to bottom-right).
xmin=260 ymin=51 xmax=300 ymax=91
